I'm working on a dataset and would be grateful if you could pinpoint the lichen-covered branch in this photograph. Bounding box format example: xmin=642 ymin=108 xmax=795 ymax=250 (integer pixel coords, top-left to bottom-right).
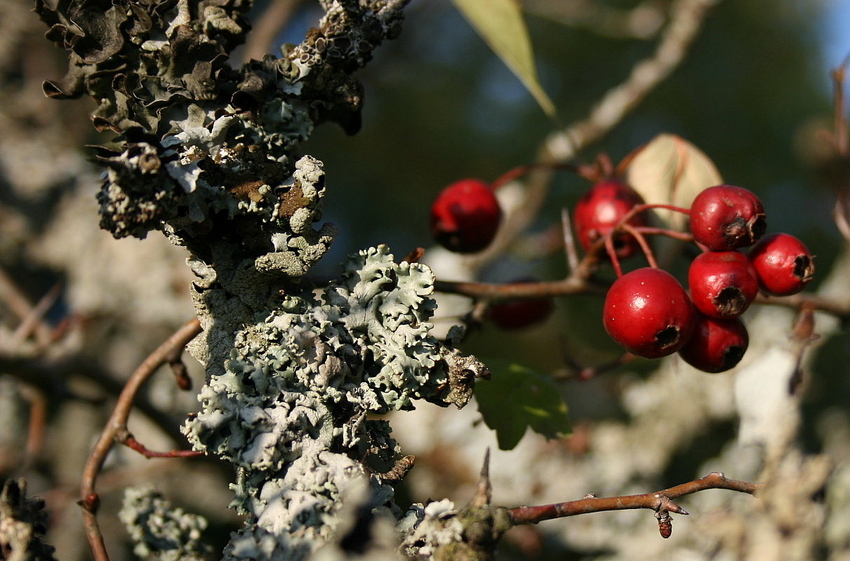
xmin=36 ymin=0 xmax=492 ymax=559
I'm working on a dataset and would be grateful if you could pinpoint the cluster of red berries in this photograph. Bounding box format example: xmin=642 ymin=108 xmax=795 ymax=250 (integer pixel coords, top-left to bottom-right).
xmin=599 ymin=183 xmax=814 ymax=373
xmin=428 ymin=174 xmax=815 ymax=363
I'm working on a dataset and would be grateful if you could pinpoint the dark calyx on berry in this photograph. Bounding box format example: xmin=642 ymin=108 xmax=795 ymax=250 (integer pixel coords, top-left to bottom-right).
xmin=603 ymin=268 xmax=696 ymax=359
xmin=431 ymin=178 xmax=502 ymax=253
xmin=748 ymin=232 xmax=815 ymax=296
xmin=678 ymin=314 xmax=749 ymax=373
xmin=690 ymin=185 xmax=766 ymax=250
xmin=688 ymin=250 xmax=759 ymax=318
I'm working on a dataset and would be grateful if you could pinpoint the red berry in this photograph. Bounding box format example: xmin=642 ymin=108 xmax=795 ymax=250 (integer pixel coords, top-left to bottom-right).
xmin=573 ymin=179 xmax=647 ymax=258
xmin=748 ymin=233 xmax=815 ymax=296
xmin=688 ymin=251 xmax=759 ymax=318
xmin=487 ymin=292 xmax=554 ymax=331
xmin=430 ymin=179 xmax=502 ymax=253
xmin=678 ymin=314 xmax=749 ymax=373
xmin=689 ymin=185 xmax=766 ymax=250
xmin=603 ymin=268 xmax=696 ymax=359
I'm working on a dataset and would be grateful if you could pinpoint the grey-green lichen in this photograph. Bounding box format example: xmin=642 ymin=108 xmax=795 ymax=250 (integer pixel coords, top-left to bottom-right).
xmin=119 ymin=487 xmax=211 ymax=561
xmin=183 ymin=245 xmax=485 ymax=560
xmin=38 ymin=0 xmax=494 ymax=558
xmin=0 ymin=479 xmax=56 ymax=561
xmin=36 ymin=0 xmax=414 ymax=241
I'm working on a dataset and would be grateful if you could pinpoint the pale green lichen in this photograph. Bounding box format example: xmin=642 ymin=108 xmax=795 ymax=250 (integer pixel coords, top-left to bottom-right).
xmin=38 ymin=0 xmax=493 ymax=557
xmin=182 ymin=245 xmax=484 ymax=560
xmin=119 ymin=487 xmax=211 ymax=561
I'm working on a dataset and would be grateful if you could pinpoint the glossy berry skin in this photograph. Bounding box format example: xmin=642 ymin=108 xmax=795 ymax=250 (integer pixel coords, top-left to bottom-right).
xmin=688 ymin=250 xmax=759 ymax=318
xmin=603 ymin=268 xmax=696 ymax=359
xmin=690 ymin=185 xmax=766 ymax=250
xmin=748 ymin=233 xmax=815 ymax=296
xmin=678 ymin=314 xmax=749 ymax=373
xmin=573 ymin=179 xmax=647 ymax=258
xmin=431 ymin=179 xmax=502 ymax=253
xmin=487 ymin=296 xmax=555 ymax=331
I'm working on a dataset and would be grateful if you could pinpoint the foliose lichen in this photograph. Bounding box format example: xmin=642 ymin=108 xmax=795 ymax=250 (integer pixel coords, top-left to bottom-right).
xmin=38 ymin=0 xmax=490 ymax=558
xmin=182 ymin=244 xmax=485 ymax=559
xmin=119 ymin=487 xmax=211 ymax=561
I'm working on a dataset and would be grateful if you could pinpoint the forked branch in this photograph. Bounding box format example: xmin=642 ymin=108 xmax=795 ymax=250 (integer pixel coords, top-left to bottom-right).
xmin=507 ymin=472 xmax=758 ymax=538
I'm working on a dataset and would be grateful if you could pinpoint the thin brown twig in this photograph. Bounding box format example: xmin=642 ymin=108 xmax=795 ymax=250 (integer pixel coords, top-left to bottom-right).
xmin=80 ymin=318 xmax=202 ymax=561
xmin=561 ymin=208 xmax=580 ymax=273
xmin=435 ymin=272 xmax=850 ymax=320
xmin=434 ymin=276 xmax=607 ymax=302
xmin=543 ymin=0 xmax=719 ymax=162
xmin=12 ymin=280 xmax=63 ymax=347
xmin=0 ymin=267 xmax=54 ymax=345
xmin=241 ymin=0 xmax=305 ymax=63
xmin=18 ymin=383 xmax=48 ymax=471
xmin=831 ymin=53 xmax=850 ymax=157
xmin=120 ymin=433 xmax=204 ymax=459
xmin=508 ymin=471 xmax=757 ymax=527
xmin=557 ymin=349 xmax=636 ymax=381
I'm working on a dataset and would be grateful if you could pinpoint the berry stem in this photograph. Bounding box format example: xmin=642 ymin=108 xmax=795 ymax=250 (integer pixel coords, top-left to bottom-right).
xmin=622 ymin=223 xmax=659 ymax=269
xmin=489 ymin=162 xmax=586 ymax=191
xmin=561 ymin=207 xmax=580 ymax=273
xmin=605 ymin=234 xmax=625 ymax=277
xmin=631 ymin=226 xmax=694 ymax=243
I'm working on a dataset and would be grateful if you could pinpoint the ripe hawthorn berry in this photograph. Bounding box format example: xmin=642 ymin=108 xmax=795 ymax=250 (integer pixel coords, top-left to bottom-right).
xmin=748 ymin=232 xmax=815 ymax=296
xmin=487 ymin=279 xmax=555 ymax=331
xmin=603 ymin=268 xmax=696 ymax=359
xmin=430 ymin=179 xmax=502 ymax=253
xmin=678 ymin=314 xmax=749 ymax=373
xmin=690 ymin=185 xmax=766 ymax=250
xmin=573 ymin=179 xmax=647 ymax=259
xmin=487 ymin=297 xmax=555 ymax=331
xmin=688 ymin=250 xmax=759 ymax=318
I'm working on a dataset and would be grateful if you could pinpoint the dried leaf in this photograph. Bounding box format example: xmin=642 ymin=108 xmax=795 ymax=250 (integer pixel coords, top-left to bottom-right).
xmin=623 ymin=133 xmax=723 ymax=230
xmin=450 ymin=0 xmax=556 ymax=117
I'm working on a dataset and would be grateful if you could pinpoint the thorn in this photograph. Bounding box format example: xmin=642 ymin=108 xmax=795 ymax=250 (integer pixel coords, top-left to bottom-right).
xmin=469 ymin=448 xmax=492 ymax=508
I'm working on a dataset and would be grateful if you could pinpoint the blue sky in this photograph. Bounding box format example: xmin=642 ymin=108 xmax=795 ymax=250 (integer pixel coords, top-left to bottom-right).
xmin=823 ymin=0 xmax=850 ymax=68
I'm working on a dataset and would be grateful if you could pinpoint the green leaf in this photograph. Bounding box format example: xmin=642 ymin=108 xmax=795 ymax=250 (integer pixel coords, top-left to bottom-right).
xmin=450 ymin=0 xmax=556 ymax=118
xmin=475 ymin=359 xmax=571 ymax=450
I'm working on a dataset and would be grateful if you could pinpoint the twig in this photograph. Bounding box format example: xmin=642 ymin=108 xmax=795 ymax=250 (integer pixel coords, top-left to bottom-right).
xmin=120 ymin=432 xmax=204 ymax=459
xmin=241 ymin=0 xmax=306 ymax=63
xmin=0 ymin=267 xmax=55 ymax=345
xmin=523 ymin=0 xmax=667 ymax=40
xmin=829 ymin=54 xmax=850 ymax=241
xmin=557 ymin=349 xmax=636 ymax=381
xmin=18 ymin=383 xmax=48 ymax=471
xmin=12 ymin=281 xmax=63 ymax=347
xmin=831 ymin=53 xmax=850 ymax=157
xmin=434 ymin=276 xmax=607 ymax=302
xmin=543 ymin=0 xmax=719 ymax=162
xmin=561 ymin=208 xmax=580 ymax=273
xmin=79 ymin=318 xmax=202 ymax=561
xmin=508 ymin=471 xmax=757 ymax=537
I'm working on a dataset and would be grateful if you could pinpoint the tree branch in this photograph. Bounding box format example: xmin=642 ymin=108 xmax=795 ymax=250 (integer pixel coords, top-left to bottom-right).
xmin=508 ymin=471 xmax=757 ymax=536
xmin=79 ymin=318 xmax=202 ymax=561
